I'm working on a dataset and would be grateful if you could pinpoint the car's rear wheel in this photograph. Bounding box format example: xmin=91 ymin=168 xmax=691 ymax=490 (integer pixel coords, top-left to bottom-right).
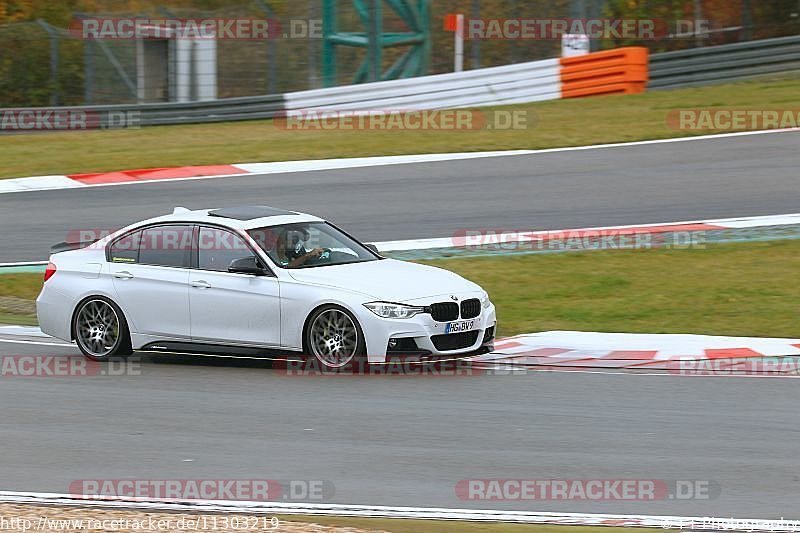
xmin=305 ymin=305 xmax=365 ymax=370
xmin=73 ymin=297 xmax=132 ymax=361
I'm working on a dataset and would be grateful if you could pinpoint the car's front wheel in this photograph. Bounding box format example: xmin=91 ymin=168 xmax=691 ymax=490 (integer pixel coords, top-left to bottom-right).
xmin=73 ymin=297 xmax=132 ymax=361
xmin=305 ymin=305 xmax=365 ymax=370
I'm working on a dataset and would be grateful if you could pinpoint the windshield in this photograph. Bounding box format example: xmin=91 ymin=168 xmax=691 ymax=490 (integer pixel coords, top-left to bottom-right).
xmin=248 ymin=222 xmax=379 ymax=269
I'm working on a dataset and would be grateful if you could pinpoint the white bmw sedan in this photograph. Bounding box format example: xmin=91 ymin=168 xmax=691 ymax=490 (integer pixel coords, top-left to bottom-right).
xmin=36 ymin=206 xmax=496 ymax=369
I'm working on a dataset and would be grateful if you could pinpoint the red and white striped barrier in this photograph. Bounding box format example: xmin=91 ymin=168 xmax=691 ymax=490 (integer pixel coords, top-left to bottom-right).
xmin=480 ymin=332 xmax=800 ymax=375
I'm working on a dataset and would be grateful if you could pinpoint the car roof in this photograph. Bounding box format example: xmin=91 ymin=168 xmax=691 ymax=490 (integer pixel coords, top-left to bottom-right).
xmin=133 ymin=206 xmax=323 ymax=231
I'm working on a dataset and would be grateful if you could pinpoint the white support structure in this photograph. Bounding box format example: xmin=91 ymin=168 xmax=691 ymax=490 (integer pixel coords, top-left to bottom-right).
xmin=454 ymin=14 xmax=464 ymax=72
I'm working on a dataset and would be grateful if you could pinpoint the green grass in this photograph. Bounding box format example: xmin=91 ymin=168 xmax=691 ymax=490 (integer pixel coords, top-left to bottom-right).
xmin=423 ymin=240 xmax=800 ymax=339
xmin=3 ymin=240 xmax=800 ymax=338
xmin=0 ymin=274 xmax=42 ymax=325
xmin=2 ymin=75 xmax=799 ymax=178
xmin=0 ymin=274 xmax=44 ymax=300
xmin=0 ymin=312 xmax=37 ymax=326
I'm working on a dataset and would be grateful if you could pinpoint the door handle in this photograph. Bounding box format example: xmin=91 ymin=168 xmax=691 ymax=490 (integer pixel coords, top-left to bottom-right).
xmin=191 ymin=280 xmax=211 ymax=289
xmin=113 ymin=271 xmax=134 ymax=280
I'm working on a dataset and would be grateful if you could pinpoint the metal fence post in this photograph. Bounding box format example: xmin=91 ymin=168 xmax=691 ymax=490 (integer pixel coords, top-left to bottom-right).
xmin=308 ymin=0 xmax=319 ymax=89
xmin=471 ymin=0 xmax=480 ymax=69
xmin=36 ymin=19 xmax=60 ymax=106
xmin=367 ymin=0 xmax=382 ymax=82
xmin=510 ymin=0 xmax=519 ymax=63
xmin=693 ymin=0 xmax=703 ymax=47
xmin=255 ymin=0 xmax=278 ymax=94
xmin=84 ymin=40 xmax=95 ymax=105
xmin=741 ymin=0 xmax=753 ymax=41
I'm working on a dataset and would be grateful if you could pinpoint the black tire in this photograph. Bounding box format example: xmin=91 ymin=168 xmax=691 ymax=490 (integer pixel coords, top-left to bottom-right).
xmin=72 ymin=296 xmax=133 ymax=361
xmin=303 ymin=304 xmax=366 ymax=372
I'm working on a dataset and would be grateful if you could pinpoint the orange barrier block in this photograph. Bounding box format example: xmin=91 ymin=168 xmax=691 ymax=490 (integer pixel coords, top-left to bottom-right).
xmin=559 ymin=47 xmax=649 ymax=99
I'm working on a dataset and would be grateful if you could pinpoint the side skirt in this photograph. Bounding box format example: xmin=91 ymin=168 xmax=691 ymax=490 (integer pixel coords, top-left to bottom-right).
xmin=138 ymin=341 xmax=304 ymax=361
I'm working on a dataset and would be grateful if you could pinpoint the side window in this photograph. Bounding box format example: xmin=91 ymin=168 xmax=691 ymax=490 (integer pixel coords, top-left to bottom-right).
xmin=138 ymin=225 xmax=193 ymax=268
xmin=198 ymin=227 xmax=256 ymax=272
xmin=109 ymin=230 xmax=142 ymax=264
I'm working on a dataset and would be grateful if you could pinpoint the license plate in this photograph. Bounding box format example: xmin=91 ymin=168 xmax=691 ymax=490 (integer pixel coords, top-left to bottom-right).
xmin=445 ymin=320 xmax=476 ymax=334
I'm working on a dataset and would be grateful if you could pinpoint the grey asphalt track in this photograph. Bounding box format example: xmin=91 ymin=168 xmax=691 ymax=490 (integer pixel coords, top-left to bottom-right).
xmin=0 ymin=339 xmax=798 ymax=519
xmin=1 ymin=131 xmax=799 ymax=520
xmin=2 ymin=131 xmax=799 ymax=262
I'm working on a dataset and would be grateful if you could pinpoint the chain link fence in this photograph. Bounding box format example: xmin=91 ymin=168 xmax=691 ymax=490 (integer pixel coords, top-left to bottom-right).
xmin=1 ymin=0 xmax=798 ymax=107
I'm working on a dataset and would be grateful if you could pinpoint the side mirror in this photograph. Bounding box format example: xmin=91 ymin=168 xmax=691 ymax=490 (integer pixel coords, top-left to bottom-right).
xmin=365 ymin=243 xmax=380 ymax=255
xmin=228 ymin=256 xmax=267 ymax=276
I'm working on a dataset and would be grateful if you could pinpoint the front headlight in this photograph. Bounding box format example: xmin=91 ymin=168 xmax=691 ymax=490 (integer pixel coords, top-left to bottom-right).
xmin=481 ymin=292 xmax=491 ymax=309
xmin=364 ymin=302 xmax=426 ymax=319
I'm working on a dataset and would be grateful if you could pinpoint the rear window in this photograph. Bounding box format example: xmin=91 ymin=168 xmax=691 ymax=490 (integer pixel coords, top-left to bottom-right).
xmin=109 ymin=230 xmax=141 ymax=263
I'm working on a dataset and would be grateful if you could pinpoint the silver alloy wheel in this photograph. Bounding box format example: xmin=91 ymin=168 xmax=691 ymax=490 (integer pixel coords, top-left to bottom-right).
xmin=75 ymin=299 xmax=121 ymax=358
xmin=309 ymin=308 xmax=359 ymax=368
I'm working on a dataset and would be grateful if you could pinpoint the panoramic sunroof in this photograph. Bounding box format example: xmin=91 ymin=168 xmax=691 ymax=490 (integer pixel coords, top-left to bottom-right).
xmin=208 ymin=206 xmax=298 ymax=220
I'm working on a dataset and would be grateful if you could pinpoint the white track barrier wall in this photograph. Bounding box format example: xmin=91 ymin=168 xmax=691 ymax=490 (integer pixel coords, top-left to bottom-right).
xmin=284 ymin=59 xmax=562 ymax=112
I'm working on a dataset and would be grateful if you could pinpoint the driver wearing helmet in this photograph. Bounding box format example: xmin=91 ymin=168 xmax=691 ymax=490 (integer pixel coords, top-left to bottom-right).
xmin=275 ymin=227 xmax=325 ymax=268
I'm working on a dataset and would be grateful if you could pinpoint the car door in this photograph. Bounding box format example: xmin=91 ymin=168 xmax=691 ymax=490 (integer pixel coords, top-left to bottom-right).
xmin=108 ymin=224 xmax=192 ymax=339
xmin=188 ymin=226 xmax=281 ymax=347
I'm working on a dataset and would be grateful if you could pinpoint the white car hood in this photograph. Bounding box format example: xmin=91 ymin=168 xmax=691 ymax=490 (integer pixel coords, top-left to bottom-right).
xmin=286 ymin=258 xmax=482 ymax=301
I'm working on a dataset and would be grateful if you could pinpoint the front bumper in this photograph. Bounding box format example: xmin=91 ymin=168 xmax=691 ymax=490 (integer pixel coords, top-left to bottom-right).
xmin=359 ymin=299 xmax=497 ymax=364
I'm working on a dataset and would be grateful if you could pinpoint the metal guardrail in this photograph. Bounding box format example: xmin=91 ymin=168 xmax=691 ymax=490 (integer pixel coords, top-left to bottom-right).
xmin=283 ymin=58 xmax=561 ymax=112
xmin=649 ymin=35 xmax=800 ymax=90
xmin=1 ymin=58 xmax=560 ymax=126
xmin=2 ymin=94 xmax=286 ymax=127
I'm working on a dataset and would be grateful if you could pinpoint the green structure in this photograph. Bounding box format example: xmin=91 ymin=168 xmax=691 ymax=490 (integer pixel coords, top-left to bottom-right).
xmin=322 ymin=0 xmax=431 ymax=87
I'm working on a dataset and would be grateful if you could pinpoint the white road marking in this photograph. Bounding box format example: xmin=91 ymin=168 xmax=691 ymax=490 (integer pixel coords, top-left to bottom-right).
xmin=0 ymin=490 xmax=792 ymax=530
xmin=0 ymin=338 xmax=73 ymax=347
xmin=1 ymin=128 xmax=797 ymax=195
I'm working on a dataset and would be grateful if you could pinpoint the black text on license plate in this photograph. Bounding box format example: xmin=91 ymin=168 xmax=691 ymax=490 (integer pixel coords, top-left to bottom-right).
xmin=445 ymin=320 xmax=475 ymax=334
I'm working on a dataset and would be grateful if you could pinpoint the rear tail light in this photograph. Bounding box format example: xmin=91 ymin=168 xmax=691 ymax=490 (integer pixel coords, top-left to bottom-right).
xmin=44 ymin=262 xmax=57 ymax=282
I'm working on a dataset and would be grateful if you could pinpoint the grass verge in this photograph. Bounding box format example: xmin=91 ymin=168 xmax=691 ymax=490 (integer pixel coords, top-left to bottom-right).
xmin=2 ymin=240 xmax=799 ymax=338
xmin=419 ymin=240 xmax=800 ymax=339
xmin=277 ymin=515 xmax=653 ymax=533
xmin=0 ymin=274 xmax=41 ymax=325
xmin=0 ymin=273 xmax=43 ymax=300
xmin=0 ymin=504 xmax=655 ymax=533
xmin=1 ymin=75 xmax=799 ymax=178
